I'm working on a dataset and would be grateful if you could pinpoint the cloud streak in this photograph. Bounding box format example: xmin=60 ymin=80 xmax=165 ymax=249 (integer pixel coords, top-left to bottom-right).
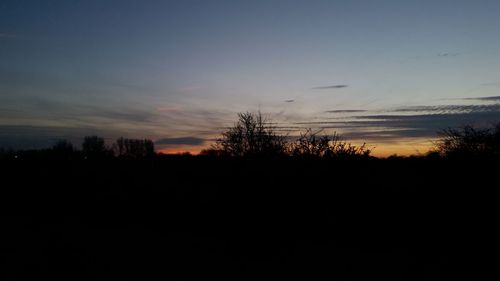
xmin=437 ymin=52 xmax=459 ymax=57
xmin=291 ymin=110 xmax=500 ymax=141
xmin=285 ymin=97 xmax=500 ymax=143
xmin=463 ymin=96 xmax=500 ymax=102
xmin=391 ymin=104 xmax=500 ymax=114
xmin=325 ymin=109 xmax=367 ymax=113
xmin=155 ymin=137 xmax=206 ymax=146
xmin=0 ymin=95 xmax=161 ymax=124
xmin=311 ymin=84 xmax=348 ymax=90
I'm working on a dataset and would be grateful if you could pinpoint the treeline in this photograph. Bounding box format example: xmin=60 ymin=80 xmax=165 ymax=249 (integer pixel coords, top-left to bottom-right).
xmin=2 ymin=112 xmax=500 ymax=160
xmin=0 ymin=136 xmax=155 ymax=160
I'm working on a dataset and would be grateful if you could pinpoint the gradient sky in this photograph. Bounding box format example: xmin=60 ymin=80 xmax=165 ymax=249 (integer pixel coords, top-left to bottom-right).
xmin=2 ymin=0 xmax=500 ymax=155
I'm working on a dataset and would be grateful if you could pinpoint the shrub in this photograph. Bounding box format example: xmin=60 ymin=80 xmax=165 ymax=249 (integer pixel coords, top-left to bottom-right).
xmin=435 ymin=123 xmax=500 ymax=157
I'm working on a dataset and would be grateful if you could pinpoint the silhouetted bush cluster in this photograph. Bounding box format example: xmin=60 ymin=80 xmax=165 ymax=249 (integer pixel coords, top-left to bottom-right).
xmin=289 ymin=128 xmax=371 ymax=159
xmin=435 ymin=123 xmax=500 ymax=158
xmin=208 ymin=112 xmax=372 ymax=158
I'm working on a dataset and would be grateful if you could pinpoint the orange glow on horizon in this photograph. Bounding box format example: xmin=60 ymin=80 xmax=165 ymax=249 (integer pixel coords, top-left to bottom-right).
xmin=157 ymin=144 xmax=207 ymax=155
xmin=350 ymin=138 xmax=435 ymax=157
xmin=156 ymin=139 xmax=435 ymax=157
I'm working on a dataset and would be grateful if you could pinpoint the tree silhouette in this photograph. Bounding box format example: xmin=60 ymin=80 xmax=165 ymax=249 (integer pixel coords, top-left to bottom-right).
xmin=82 ymin=136 xmax=108 ymax=158
xmin=50 ymin=139 xmax=75 ymax=159
xmin=215 ymin=112 xmax=287 ymax=157
xmin=113 ymin=137 xmax=155 ymax=158
xmin=51 ymin=139 xmax=74 ymax=153
xmin=491 ymin=123 xmax=500 ymax=155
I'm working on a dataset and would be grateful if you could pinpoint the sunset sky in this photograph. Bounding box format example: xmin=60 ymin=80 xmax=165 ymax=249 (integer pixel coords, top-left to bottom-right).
xmin=2 ymin=0 xmax=500 ymax=156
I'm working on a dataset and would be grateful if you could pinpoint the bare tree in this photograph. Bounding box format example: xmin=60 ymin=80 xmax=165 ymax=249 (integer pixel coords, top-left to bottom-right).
xmin=215 ymin=112 xmax=287 ymax=157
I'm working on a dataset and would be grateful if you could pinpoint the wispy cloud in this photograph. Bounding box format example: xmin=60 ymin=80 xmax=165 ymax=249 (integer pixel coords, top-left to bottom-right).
xmin=391 ymin=104 xmax=500 ymax=114
xmin=0 ymin=96 xmax=212 ymax=148
xmin=463 ymin=96 xmax=500 ymax=102
xmin=95 ymin=109 xmax=157 ymax=123
xmin=311 ymin=84 xmax=348 ymax=90
xmin=292 ymin=110 xmax=500 ymax=140
xmin=155 ymin=137 xmax=206 ymax=146
xmin=284 ymin=97 xmax=500 ymax=143
xmin=325 ymin=109 xmax=367 ymax=113
xmin=437 ymin=52 xmax=459 ymax=57
xmin=341 ymin=129 xmax=434 ymax=142
xmin=0 ymin=96 xmax=160 ymax=126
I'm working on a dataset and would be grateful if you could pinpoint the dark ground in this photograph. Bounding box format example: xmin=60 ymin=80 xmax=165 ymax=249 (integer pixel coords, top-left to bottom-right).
xmin=0 ymin=155 xmax=497 ymax=280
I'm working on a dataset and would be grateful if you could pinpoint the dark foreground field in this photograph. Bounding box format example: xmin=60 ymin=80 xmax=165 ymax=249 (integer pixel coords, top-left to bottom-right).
xmin=0 ymin=156 xmax=496 ymax=280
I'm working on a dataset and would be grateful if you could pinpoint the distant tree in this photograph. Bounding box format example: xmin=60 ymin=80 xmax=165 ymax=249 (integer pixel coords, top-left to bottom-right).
xmin=0 ymin=148 xmax=8 ymax=160
xmin=115 ymin=137 xmax=126 ymax=157
xmin=215 ymin=112 xmax=287 ymax=157
xmin=435 ymin=123 xmax=500 ymax=157
xmin=51 ymin=139 xmax=74 ymax=153
xmin=492 ymin=123 xmax=500 ymax=154
xmin=82 ymin=136 xmax=108 ymax=158
xmin=289 ymin=129 xmax=372 ymax=158
xmin=113 ymin=137 xmax=155 ymax=158
xmin=50 ymin=139 xmax=75 ymax=159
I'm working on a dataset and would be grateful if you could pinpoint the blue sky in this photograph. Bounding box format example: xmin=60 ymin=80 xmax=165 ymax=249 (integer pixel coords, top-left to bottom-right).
xmin=2 ymin=0 xmax=500 ymax=155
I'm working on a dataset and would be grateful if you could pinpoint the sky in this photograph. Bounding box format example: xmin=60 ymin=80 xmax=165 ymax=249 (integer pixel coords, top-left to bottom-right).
xmin=1 ymin=0 xmax=500 ymax=156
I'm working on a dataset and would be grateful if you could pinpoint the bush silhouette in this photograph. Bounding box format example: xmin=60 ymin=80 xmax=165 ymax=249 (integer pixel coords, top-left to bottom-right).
xmin=289 ymin=129 xmax=331 ymax=157
xmin=215 ymin=112 xmax=287 ymax=157
xmin=435 ymin=122 xmax=500 ymax=157
xmin=289 ymin=129 xmax=372 ymax=158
